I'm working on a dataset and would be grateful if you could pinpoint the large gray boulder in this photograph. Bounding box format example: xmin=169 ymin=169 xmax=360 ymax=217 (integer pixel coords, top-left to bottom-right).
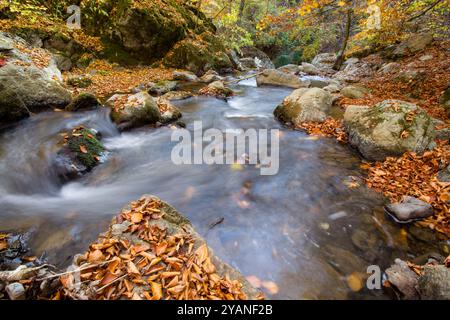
xmin=344 ymin=100 xmax=436 ymax=161
xmin=392 ymin=33 xmax=434 ymax=58
xmin=256 ymin=69 xmax=309 ymax=89
xmin=341 ymin=85 xmax=369 ymax=99
xmin=106 ymin=92 xmax=161 ymax=131
xmin=311 ymin=53 xmax=336 ymax=69
xmin=274 ymin=88 xmax=332 ymax=125
xmin=333 ymin=61 xmax=375 ymax=83
xmin=0 ymin=33 xmax=71 ymax=126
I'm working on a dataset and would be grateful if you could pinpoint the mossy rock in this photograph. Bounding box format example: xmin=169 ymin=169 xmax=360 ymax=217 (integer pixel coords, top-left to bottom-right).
xmin=106 ymin=92 xmax=161 ymax=131
xmin=53 ymin=127 xmax=105 ymax=181
xmin=65 ymin=93 xmax=100 ymax=112
xmin=163 ymin=32 xmax=232 ymax=75
xmin=344 ymin=100 xmax=436 ymax=161
xmin=89 ymin=0 xmax=216 ymax=64
xmin=68 ymin=128 xmax=104 ymax=169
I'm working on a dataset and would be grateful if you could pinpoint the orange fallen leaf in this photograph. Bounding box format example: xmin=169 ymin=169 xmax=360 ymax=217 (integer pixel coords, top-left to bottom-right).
xmin=88 ymin=249 xmax=105 ymax=263
xmin=79 ymin=145 xmax=88 ymax=154
xmin=150 ymin=281 xmax=162 ymax=300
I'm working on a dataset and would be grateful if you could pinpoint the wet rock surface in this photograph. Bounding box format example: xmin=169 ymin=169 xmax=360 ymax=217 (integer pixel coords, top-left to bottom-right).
xmin=106 ymin=92 xmax=161 ymax=131
xmin=385 ymin=196 xmax=434 ymax=223
xmin=0 ymin=33 xmax=72 ymax=126
xmin=274 ymin=88 xmax=332 ymax=125
xmin=256 ymin=69 xmax=309 ymax=89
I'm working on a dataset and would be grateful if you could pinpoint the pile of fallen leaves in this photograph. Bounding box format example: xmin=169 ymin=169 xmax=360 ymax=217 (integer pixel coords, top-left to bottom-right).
xmin=15 ymin=43 xmax=51 ymax=69
xmin=66 ymin=62 xmax=174 ymax=98
xmin=364 ymin=140 xmax=450 ymax=237
xmin=296 ymin=118 xmax=348 ymax=143
xmin=339 ymin=41 xmax=450 ymax=122
xmin=56 ymin=197 xmax=257 ymax=300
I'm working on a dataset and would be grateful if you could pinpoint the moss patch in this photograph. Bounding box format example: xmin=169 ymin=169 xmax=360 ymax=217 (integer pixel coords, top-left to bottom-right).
xmin=67 ymin=128 xmax=104 ymax=169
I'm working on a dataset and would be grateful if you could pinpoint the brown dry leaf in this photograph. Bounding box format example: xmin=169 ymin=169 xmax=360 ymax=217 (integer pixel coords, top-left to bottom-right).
xmin=88 ymin=249 xmax=105 ymax=263
xmin=127 ymin=261 xmax=140 ymax=275
xmin=131 ymin=212 xmax=143 ymax=224
xmin=79 ymin=145 xmax=88 ymax=154
xmin=195 ymin=244 xmax=209 ymax=264
xmin=150 ymin=281 xmax=162 ymax=300
xmin=60 ymin=273 xmax=74 ymax=289
xmin=99 ymin=271 xmax=119 ymax=287
xmin=107 ymin=258 xmax=121 ymax=274
xmin=155 ymin=242 xmax=168 ymax=256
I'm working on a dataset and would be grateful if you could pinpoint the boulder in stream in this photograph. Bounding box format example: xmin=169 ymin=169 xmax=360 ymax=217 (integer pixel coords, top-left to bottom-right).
xmin=200 ymin=70 xmax=224 ymax=83
xmin=199 ymin=81 xmax=234 ymax=99
xmin=53 ymin=126 xmax=105 ymax=181
xmin=59 ymin=195 xmax=262 ymax=300
xmin=256 ymin=69 xmax=310 ymax=89
xmin=385 ymin=196 xmax=434 ymax=223
xmin=148 ymin=80 xmax=178 ymax=96
xmin=0 ymin=33 xmax=72 ymax=127
xmin=274 ymin=88 xmax=332 ymax=125
xmin=344 ymin=100 xmax=436 ymax=161
xmin=106 ymin=92 xmax=161 ymax=131
xmin=156 ymin=98 xmax=182 ymax=124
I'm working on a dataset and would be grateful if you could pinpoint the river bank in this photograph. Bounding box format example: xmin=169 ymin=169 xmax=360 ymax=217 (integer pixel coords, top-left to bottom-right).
xmin=0 ymin=22 xmax=449 ymax=300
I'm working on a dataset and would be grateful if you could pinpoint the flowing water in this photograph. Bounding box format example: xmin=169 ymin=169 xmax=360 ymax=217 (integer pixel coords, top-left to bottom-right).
xmin=0 ymin=78 xmax=446 ymax=299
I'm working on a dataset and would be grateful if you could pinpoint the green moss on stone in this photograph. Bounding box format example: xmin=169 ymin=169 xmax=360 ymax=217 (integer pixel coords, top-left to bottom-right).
xmin=68 ymin=129 xmax=104 ymax=169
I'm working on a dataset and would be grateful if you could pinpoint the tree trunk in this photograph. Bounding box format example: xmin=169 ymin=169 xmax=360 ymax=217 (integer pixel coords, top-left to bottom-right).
xmin=333 ymin=8 xmax=352 ymax=71
xmin=238 ymin=0 xmax=246 ymax=24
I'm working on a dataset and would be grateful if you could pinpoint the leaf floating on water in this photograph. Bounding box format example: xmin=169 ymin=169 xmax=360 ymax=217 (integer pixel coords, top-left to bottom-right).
xmin=319 ymin=222 xmax=330 ymax=230
xmin=262 ymin=281 xmax=279 ymax=295
xmin=246 ymin=275 xmax=262 ymax=288
xmin=231 ymin=163 xmax=243 ymax=171
xmin=347 ymin=273 xmax=364 ymax=292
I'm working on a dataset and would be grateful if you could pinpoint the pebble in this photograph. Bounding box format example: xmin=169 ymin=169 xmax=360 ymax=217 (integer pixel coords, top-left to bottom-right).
xmin=6 ymin=282 xmax=26 ymax=300
xmin=385 ymin=196 xmax=434 ymax=223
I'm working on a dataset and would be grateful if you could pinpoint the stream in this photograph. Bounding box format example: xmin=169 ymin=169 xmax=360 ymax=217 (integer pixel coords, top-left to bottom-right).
xmin=0 ymin=78 xmax=446 ymax=299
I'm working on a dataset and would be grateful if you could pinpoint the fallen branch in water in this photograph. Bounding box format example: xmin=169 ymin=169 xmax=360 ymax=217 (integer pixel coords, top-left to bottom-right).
xmin=225 ymin=72 xmax=263 ymax=85
xmin=0 ymin=264 xmax=53 ymax=282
